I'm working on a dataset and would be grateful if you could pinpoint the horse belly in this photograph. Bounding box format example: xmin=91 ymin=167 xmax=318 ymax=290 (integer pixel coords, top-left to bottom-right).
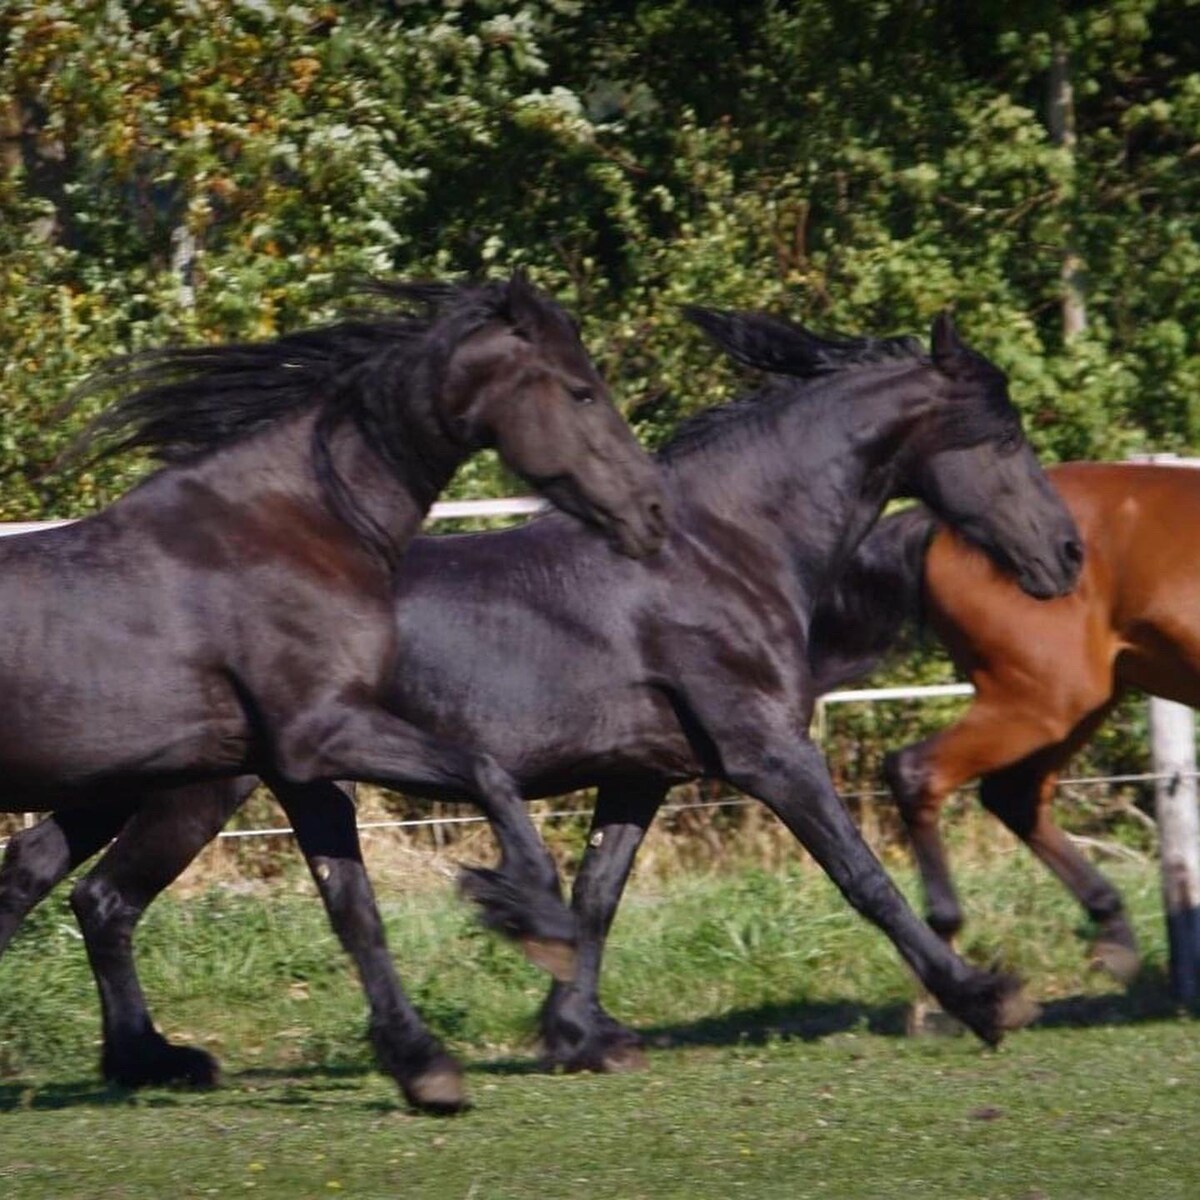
xmin=0 ymin=643 xmax=247 ymax=798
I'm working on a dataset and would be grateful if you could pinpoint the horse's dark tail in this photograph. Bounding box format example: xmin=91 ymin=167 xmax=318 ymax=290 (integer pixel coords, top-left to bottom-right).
xmin=808 ymin=506 xmax=937 ymax=695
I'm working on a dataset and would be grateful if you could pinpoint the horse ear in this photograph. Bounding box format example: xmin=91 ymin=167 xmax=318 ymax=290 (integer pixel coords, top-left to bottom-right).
xmin=930 ymin=309 xmax=968 ymax=375
xmin=502 ymin=269 xmax=542 ymax=338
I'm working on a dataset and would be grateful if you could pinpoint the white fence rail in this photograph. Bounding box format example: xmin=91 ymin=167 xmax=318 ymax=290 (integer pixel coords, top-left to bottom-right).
xmin=0 ymin=497 xmax=546 ymax=540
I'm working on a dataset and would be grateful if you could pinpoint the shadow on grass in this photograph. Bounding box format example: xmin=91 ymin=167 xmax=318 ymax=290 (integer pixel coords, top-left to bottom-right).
xmin=4 ymin=971 xmax=1189 ymax=1111
xmin=0 ymin=1078 xmax=133 ymax=1112
xmin=636 ymin=996 xmax=909 ymax=1050
xmin=0 ymin=1062 xmax=381 ymax=1113
xmin=484 ymin=966 xmax=1191 ymax=1065
xmin=1035 ymin=963 xmax=1190 ymax=1028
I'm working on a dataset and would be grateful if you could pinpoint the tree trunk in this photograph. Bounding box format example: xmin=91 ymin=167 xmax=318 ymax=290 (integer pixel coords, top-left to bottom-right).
xmin=1048 ymin=42 xmax=1087 ymax=340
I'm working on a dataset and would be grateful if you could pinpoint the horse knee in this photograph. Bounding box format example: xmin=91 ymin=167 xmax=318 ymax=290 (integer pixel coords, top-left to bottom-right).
xmin=0 ymin=822 xmax=71 ymax=908
xmin=69 ymin=873 xmax=135 ymax=945
xmin=883 ymin=746 xmax=936 ymax=825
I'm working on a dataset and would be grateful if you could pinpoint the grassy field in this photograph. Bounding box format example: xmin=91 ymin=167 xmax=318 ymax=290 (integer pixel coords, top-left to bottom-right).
xmin=1 ymin=851 xmax=1196 ymax=1198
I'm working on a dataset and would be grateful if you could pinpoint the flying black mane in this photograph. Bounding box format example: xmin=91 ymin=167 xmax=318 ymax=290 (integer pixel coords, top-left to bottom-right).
xmin=80 ymin=280 xmax=527 ymax=465
xmin=75 ymin=277 xmax=554 ymax=558
xmin=660 ymin=306 xmax=1021 ymax=462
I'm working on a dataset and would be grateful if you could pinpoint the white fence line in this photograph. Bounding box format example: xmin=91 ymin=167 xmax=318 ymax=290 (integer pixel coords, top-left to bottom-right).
xmin=0 ymin=497 xmax=546 ymax=540
xmin=822 ymin=682 xmax=973 ymax=704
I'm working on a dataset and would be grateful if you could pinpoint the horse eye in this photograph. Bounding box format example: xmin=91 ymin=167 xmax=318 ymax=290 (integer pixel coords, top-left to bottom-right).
xmin=571 ymin=387 xmax=595 ymax=405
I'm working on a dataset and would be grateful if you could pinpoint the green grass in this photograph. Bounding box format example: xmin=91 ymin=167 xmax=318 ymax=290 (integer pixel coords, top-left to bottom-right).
xmin=1 ymin=856 xmax=1197 ymax=1198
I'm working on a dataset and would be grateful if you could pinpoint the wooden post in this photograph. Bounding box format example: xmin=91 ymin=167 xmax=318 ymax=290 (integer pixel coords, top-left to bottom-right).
xmin=1149 ymin=696 xmax=1200 ymax=1005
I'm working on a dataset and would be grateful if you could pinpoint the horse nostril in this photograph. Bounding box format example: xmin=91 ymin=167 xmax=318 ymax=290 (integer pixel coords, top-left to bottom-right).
xmin=1062 ymin=538 xmax=1084 ymax=568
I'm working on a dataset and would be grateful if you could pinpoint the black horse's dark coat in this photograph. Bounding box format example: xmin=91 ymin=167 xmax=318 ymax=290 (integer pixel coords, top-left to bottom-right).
xmin=1 ymin=309 xmax=1081 ymax=1092
xmin=0 ymin=275 xmax=665 ymax=1112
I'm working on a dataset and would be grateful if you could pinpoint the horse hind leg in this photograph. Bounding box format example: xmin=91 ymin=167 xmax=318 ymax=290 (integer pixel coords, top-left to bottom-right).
xmin=979 ymin=720 xmax=1139 ymax=985
xmin=0 ymin=801 xmax=136 ymax=956
xmin=539 ymin=781 xmax=665 ymax=1074
xmin=68 ymin=779 xmax=252 ymax=1089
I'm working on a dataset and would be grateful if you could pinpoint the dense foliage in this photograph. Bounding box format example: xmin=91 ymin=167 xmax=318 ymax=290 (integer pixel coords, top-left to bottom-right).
xmin=2 ymin=0 xmax=1197 ymax=519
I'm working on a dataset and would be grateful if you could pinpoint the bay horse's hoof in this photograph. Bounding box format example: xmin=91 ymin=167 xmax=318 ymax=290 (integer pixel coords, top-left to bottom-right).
xmin=403 ymin=1057 xmax=470 ymax=1116
xmin=519 ymin=935 xmax=578 ymax=982
xmin=1090 ymin=939 xmax=1141 ymax=985
xmin=103 ymin=1041 xmax=220 ymax=1089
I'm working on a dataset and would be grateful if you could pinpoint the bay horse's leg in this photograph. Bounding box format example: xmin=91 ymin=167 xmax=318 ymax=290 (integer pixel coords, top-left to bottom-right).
xmin=722 ymin=734 xmax=1036 ymax=1045
xmin=272 ymin=780 xmax=468 ymax=1115
xmin=540 ymin=781 xmax=666 ymax=1073
xmin=979 ymin=704 xmax=1139 ymax=983
xmin=0 ymin=800 xmax=137 ymax=956
xmin=68 ymin=779 xmax=253 ymax=1088
xmin=883 ymin=696 xmax=1106 ymax=944
xmin=275 ymin=705 xmax=575 ymax=974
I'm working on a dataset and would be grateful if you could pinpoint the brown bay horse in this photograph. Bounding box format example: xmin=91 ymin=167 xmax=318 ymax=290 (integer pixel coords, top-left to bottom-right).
xmin=815 ymin=461 xmax=1200 ymax=986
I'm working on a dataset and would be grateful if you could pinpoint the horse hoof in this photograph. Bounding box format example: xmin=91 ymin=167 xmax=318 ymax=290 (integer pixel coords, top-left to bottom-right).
xmin=600 ymin=1040 xmax=648 ymax=1073
xmin=1090 ymin=940 xmax=1141 ymax=986
xmin=404 ymin=1062 xmax=470 ymax=1116
xmin=520 ymin=935 xmax=577 ymax=983
xmin=104 ymin=1043 xmax=220 ymax=1090
xmin=996 ymin=986 xmax=1041 ymax=1032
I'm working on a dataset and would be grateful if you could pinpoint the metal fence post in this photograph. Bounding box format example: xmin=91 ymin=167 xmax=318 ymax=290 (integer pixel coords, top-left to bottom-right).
xmin=1148 ymin=695 xmax=1200 ymax=1005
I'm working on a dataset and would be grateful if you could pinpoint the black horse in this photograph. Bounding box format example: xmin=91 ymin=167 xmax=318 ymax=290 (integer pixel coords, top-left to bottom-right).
xmin=0 ymin=274 xmax=666 ymax=1112
xmin=1 ymin=309 xmax=1081 ymax=1090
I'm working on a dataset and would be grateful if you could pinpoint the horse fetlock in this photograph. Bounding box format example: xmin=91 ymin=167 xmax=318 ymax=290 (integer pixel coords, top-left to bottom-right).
xmin=369 ymin=1024 xmax=468 ymax=1115
xmin=925 ymin=905 xmax=964 ymax=942
xmin=540 ymin=993 xmax=645 ymax=1074
xmin=458 ymin=865 xmax=578 ymax=952
xmin=519 ymin=935 xmax=577 ymax=982
xmin=1089 ymin=917 xmax=1140 ymax=985
xmin=939 ymin=970 xmax=1039 ymax=1047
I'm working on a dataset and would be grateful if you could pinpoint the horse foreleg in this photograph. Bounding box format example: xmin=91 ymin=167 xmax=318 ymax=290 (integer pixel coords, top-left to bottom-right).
xmin=883 ymin=734 xmax=970 ymax=944
xmin=0 ymin=800 xmax=137 ymax=956
xmin=68 ymin=779 xmax=253 ymax=1088
xmin=272 ymin=779 xmax=467 ymax=1115
xmin=274 ymin=704 xmax=575 ymax=976
xmin=539 ymin=781 xmax=665 ymax=1074
xmin=724 ymin=734 xmax=1037 ymax=1045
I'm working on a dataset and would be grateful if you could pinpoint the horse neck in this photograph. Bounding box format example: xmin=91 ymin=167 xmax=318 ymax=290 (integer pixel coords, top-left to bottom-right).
xmin=670 ymin=364 xmax=931 ymax=587
xmin=116 ymin=406 xmax=463 ymax=572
